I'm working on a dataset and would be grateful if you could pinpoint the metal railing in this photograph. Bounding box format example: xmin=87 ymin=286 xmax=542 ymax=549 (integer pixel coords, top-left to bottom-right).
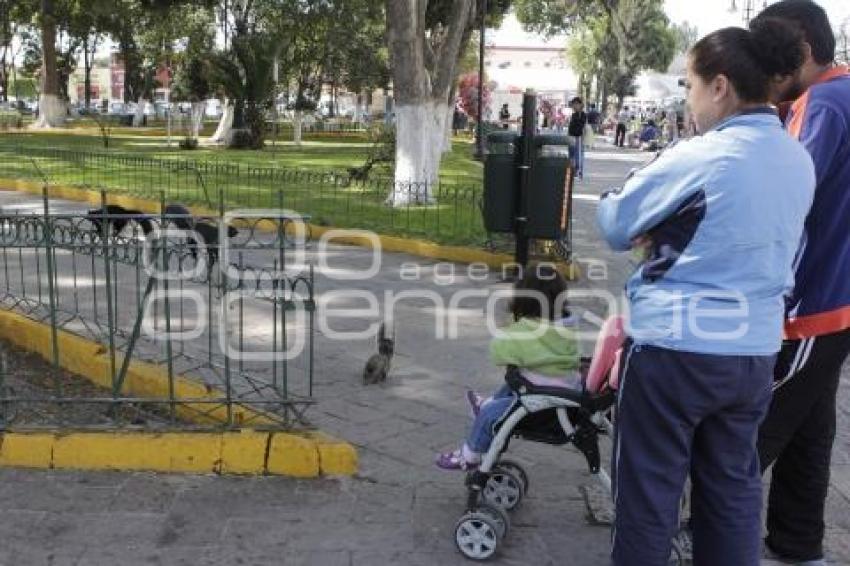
xmin=0 ymin=141 xmax=486 ymax=246
xmin=0 ymin=189 xmax=314 ymax=430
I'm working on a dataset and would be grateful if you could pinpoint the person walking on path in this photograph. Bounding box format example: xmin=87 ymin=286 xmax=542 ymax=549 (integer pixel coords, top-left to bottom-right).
xmin=588 ymin=102 xmax=601 ymax=133
xmin=568 ymin=97 xmax=588 ymax=179
xmin=615 ymin=106 xmax=629 ymax=147
xmin=597 ymin=21 xmax=815 ymax=566
xmin=499 ymin=103 xmax=510 ymax=130
xmin=749 ymin=3 xmax=850 ymax=565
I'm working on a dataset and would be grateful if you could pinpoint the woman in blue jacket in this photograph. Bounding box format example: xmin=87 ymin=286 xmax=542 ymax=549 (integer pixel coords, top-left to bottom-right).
xmin=598 ymin=20 xmax=816 ymax=566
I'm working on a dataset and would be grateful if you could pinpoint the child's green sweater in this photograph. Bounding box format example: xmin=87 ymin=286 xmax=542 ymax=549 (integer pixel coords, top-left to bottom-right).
xmin=489 ymin=318 xmax=580 ymax=376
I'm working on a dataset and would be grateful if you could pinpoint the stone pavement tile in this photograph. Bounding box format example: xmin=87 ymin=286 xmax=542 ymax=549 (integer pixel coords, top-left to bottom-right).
xmin=0 ymin=481 xmax=119 ymax=514
xmin=45 ymin=469 xmax=132 ymax=489
xmin=325 ymin=416 xmax=426 ymax=448
xmin=108 ymin=473 xmax=189 ymax=514
xmin=154 ymin=509 xmax=230 ymax=548
xmin=221 ymin=520 xmax=414 ymax=554
xmin=825 ymin=484 xmax=850 ymax=532
xmin=381 ymin=398 xmax=459 ymax=427
xmin=370 ymin=421 xmax=465 ymax=458
xmin=110 ymin=546 xmax=222 ymax=566
xmin=278 ymin=551 xmax=352 ymax=566
xmin=167 ymin=476 xmax=308 ymax=516
xmin=0 ymin=509 xmax=46 ymax=540
xmin=74 ymin=545 xmax=162 ymax=566
xmin=33 ymin=512 xmax=164 ymax=550
xmin=0 ymin=468 xmax=55 ymax=483
xmin=311 ymin=396 xmax=392 ymax=425
xmin=351 ymin=550 xmax=454 ymax=566
xmin=830 ymin=464 xmax=850 ymax=503
xmin=533 ymin=525 xmax=612 ymax=565
xmin=823 ymin=527 xmax=850 ymax=563
xmin=333 ymin=478 xmax=413 ymax=522
xmin=0 ymin=544 xmax=85 ymax=566
xmin=219 ymin=517 xmax=294 ymax=551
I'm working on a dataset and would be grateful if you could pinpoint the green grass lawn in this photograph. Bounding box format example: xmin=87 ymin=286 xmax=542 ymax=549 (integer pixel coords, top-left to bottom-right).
xmin=0 ymin=130 xmax=487 ymax=246
xmin=1 ymin=129 xmax=483 ymax=185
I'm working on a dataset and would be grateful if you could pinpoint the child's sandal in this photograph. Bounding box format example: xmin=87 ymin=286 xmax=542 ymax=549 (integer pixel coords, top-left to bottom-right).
xmin=435 ymin=449 xmax=479 ymax=471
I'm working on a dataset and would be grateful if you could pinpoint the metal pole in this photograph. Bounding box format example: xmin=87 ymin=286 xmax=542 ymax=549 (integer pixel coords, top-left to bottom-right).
xmin=515 ymin=89 xmax=536 ymax=270
xmin=475 ymin=0 xmax=488 ymax=160
xmin=42 ymin=188 xmax=60 ymax=369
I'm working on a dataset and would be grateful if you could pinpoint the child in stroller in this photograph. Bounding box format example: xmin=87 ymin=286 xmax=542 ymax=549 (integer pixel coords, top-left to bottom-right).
xmin=442 ymin=309 xmax=692 ymax=562
xmin=436 ymin=264 xmax=581 ymax=472
xmin=434 ymin=272 xmax=689 ymax=561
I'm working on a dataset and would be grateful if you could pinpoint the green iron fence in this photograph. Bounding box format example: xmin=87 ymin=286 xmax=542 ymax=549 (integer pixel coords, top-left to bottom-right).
xmin=0 ymin=189 xmax=314 ymax=430
xmin=0 ymin=142 xmax=487 ymax=246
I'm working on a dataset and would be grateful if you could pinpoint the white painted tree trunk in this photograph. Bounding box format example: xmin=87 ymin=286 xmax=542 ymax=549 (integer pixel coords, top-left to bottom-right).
xmin=443 ymin=104 xmax=454 ymax=153
xmin=211 ymin=101 xmax=233 ymax=143
xmin=353 ymin=93 xmax=363 ymax=124
xmin=389 ymin=101 xmax=449 ymax=206
xmin=132 ymin=97 xmax=147 ymax=127
xmin=293 ymin=109 xmax=303 ymax=146
xmin=190 ymin=101 xmax=205 ymax=138
xmin=31 ymin=93 xmax=65 ymax=129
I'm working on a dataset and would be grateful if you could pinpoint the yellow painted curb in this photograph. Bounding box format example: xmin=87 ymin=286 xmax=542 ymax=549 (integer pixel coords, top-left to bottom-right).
xmin=0 ymin=310 xmax=354 ymax=477
xmin=266 ymin=432 xmax=320 ymax=478
xmin=0 ymin=432 xmax=54 ymax=468
xmin=0 ymin=178 xmax=580 ymax=279
xmin=0 ymin=430 xmax=329 ymax=476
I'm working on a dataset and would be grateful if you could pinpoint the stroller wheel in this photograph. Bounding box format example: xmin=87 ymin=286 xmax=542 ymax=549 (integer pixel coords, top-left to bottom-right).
xmin=476 ymin=502 xmax=510 ymax=539
xmin=483 ymin=467 xmax=525 ymax=511
xmin=494 ymin=459 xmax=529 ymax=495
xmin=454 ymin=512 xmax=500 ymax=561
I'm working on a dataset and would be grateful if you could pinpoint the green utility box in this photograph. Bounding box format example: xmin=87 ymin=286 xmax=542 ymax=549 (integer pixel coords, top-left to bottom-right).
xmin=483 ymin=131 xmax=519 ymax=233
xmin=527 ymin=135 xmax=574 ymax=240
xmin=482 ymin=132 xmax=574 ymax=240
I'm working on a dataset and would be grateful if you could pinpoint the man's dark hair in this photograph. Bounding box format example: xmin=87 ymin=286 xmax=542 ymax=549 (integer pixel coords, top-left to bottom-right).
xmin=752 ymin=0 xmax=835 ymax=65
xmin=690 ymin=21 xmax=804 ymax=103
xmin=570 ymin=97 xmax=583 ymax=105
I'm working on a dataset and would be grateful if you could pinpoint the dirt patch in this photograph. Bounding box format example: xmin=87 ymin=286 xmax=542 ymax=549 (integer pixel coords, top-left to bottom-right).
xmin=0 ymin=339 xmax=185 ymax=429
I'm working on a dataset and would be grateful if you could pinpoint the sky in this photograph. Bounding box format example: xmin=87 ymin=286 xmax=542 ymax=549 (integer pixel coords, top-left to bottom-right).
xmin=665 ymin=0 xmax=850 ymax=36
xmin=489 ymin=0 xmax=850 ymax=48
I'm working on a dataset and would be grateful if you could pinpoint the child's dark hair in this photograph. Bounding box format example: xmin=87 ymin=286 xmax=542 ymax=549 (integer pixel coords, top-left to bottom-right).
xmin=510 ymin=264 xmax=568 ymax=321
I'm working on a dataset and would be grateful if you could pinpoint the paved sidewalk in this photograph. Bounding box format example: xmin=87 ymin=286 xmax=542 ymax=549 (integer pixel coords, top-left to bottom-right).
xmin=1 ymin=144 xmax=849 ymax=565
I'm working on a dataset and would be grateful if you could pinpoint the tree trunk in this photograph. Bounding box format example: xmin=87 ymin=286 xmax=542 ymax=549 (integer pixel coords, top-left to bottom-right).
xmin=32 ymin=0 xmax=64 ymax=129
xmin=0 ymin=49 xmax=7 ymax=103
xmin=211 ymin=99 xmax=234 ymax=143
xmin=385 ymin=0 xmax=474 ymax=206
xmin=293 ymin=109 xmax=303 ymax=146
xmin=190 ymin=101 xmax=205 ymax=138
xmin=389 ymin=100 xmax=448 ymax=205
xmin=83 ymin=37 xmax=91 ymax=110
xmin=133 ymin=96 xmax=147 ymax=127
xmin=354 ymin=92 xmax=363 ymax=123
xmin=443 ymin=102 xmax=453 ymax=152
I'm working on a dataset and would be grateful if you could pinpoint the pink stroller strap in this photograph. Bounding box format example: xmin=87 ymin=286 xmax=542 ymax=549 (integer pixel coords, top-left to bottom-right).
xmin=585 ymin=316 xmax=627 ymax=393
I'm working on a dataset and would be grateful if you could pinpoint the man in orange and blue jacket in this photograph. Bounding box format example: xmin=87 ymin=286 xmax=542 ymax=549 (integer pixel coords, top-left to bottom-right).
xmin=752 ymin=2 xmax=850 ymax=564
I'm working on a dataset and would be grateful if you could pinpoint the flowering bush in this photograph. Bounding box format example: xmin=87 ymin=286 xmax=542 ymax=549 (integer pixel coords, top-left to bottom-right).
xmin=457 ymin=73 xmax=491 ymax=121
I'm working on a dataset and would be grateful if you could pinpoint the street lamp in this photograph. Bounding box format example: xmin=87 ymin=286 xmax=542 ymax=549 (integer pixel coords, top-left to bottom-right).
xmin=475 ymin=0 xmax=488 ymax=160
xmin=729 ymin=0 xmax=769 ymax=25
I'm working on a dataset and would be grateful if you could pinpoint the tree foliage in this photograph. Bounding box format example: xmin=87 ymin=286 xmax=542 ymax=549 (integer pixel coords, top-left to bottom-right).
xmin=672 ymin=20 xmax=698 ymax=53
xmin=837 ymin=19 xmax=849 ymax=65
xmin=513 ymin=0 xmax=598 ymax=37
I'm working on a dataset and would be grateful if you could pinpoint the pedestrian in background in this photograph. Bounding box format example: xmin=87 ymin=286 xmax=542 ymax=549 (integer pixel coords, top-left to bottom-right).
xmin=615 ymin=105 xmax=629 ymax=147
xmin=567 ymin=97 xmax=587 ymax=179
